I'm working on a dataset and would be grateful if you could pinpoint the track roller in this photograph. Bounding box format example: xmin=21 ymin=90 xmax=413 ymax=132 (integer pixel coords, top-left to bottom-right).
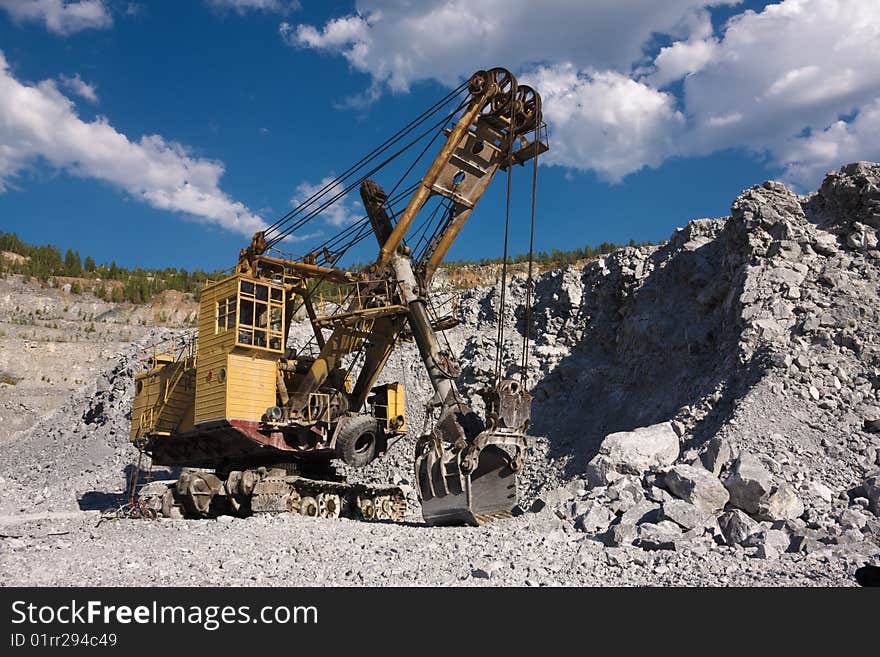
xmin=358 ymin=497 xmax=376 ymax=520
xmin=161 ymin=488 xmax=186 ymax=519
xmin=299 ymin=496 xmax=319 ymax=517
xmin=317 ymin=492 xmax=342 ymax=518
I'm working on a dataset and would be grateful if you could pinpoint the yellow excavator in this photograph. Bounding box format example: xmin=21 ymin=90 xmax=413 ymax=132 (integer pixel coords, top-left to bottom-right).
xmin=129 ymin=67 xmax=548 ymax=525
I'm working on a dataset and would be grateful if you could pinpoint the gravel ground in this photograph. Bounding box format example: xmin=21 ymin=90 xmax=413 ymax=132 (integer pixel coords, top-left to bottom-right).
xmin=0 ymin=511 xmax=867 ymax=587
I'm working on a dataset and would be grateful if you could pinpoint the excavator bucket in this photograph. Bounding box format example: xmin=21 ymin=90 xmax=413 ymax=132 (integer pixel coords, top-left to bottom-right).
xmin=416 ymin=381 xmax=531 ymax=526
xmin=416 ymin=437 xmax=520 ymax=526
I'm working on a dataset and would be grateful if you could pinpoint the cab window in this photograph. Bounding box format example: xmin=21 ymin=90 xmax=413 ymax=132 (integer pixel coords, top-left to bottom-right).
xmin=235 ymin=279 xmax=284 ymax=352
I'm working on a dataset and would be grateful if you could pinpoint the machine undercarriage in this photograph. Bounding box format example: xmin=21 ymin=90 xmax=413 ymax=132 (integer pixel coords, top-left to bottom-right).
xmin=139 ymin=468 xmax=408 ymax=523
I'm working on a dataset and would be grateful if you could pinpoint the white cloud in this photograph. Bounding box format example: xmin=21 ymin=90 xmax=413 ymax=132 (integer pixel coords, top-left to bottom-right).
xmin=684 ymin=1 xmax=880 ymax=132
xmin=0 ymin=0 xmax=112 ymax=34
xmin=705 ymin=112 xmax=742 ymax=128
xmin=283 ymin=14 xmax=370 ymax=51
xmin=641 ymin=9 xmax=718 ymax=88
xmin=285 ymin=0 xmax=739 ymax=92
xmin=775 ymin=99 xmax=880 ymax=185
xmin=648 ymin=38 xmax=718 ymax=89
xmin=207 ymin=0 xmax=298 ymax=14
xmin=522 ymin=64 xmax=685 ymax=181
xmin=293 ymin=0 xmax=880 ymax=189
xmin=286 ymin=0 xmax=727 ymax=178
xmin=679 ymin=0 xmax=880 ymax=185
xmin=58 ymin=73 xmax=98 ymax=103
xmin=291 ymin=176 xmax=362 ymax=227
xmin=0 ymin=51 xmax=263 ymax=236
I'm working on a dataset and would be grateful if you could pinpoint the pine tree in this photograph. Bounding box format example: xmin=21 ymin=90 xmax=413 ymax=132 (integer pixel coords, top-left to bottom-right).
xmin=64 ymin=249 xmax=82 ymax=277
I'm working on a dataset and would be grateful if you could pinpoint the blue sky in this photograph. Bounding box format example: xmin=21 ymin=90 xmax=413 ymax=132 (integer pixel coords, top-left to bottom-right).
xmin=0 ymin=1 xmax=878 ymax=272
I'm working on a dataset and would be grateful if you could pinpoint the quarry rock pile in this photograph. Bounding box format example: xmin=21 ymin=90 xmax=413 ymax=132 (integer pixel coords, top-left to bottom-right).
xmin=2 ymin=162 xmax=880 ymax=585
xmin=0 ymin=329 xmax=175 ymax=515
xmin=510 ymin=161 xmax=880 ymax=564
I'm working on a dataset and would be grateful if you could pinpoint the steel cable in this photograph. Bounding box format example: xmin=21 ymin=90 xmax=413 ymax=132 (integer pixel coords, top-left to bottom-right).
xmin=265 ymin=107 xmax=461 ymax=249
xmin=267 ymin=109 xmax=458 ymax=248
xmin=264 ymin=92 xmax=469 ymax=245
xmin=520 ymin=122 xmax=543 ymax=384
xmin=263 ymin=82 xmax=467 ymax=236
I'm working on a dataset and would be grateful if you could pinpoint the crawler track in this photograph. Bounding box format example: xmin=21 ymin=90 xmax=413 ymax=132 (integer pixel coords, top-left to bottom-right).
xmin=138 ymin=467 xmax=407 ymax=522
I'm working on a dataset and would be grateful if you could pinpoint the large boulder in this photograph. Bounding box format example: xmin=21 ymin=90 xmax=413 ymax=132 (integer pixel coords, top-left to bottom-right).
xmin=584 ymin=455 xmax=623 ymax=488
xmin=865 ymin=470 xmax=880 ymax=517
xmin=660 ymin=499 xmax=711 ymax=531
xmin=661 ymin=464 xmax=730 ymax=515
xmin=606 ymin=475 xmax=646 ymax=514
xmin=757 ymin=483 xmax=804 ymax=521
xmin=718 ymin=509 xmax=760 ymax=546
xmin=619 ymin=500 xmax=661 ymax=526
xmin=529 ymin=486 xmax=575 ymax=514
xmin=699 ymin=436 xmax=733 ymax=476
xmin=637 ymin=521 xmax=682 ymax=551
xmin=837 ymin=507 xmax=869 ymax=531
xmin=574 ymin=502 xmax=614 ymax=534
xmin=790 ymin=528 xmax=826 ymax=554
xmin=806 ymin=480 xmax=834 ymax=504
xmin=606 ymin=521 xmax=638 ymax=547
xmin=559 ymin=499 xmax=594 ymax=521
xmin=724 ymin=452 xmax=774 ymax=514
xmin=587 ymin=422 xmax=680 ymax=480
xmin=598 ymin=501 xmax=660 ymax=547
xmin=743 ymin=529 xmax=792 ymax=559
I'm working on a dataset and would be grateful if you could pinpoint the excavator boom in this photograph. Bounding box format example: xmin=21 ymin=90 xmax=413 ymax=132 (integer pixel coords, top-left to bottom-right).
xmin=250 ymin=66 xmax=546 ymax=524
xmin=362 ymin=68 xmax=544 ymax=524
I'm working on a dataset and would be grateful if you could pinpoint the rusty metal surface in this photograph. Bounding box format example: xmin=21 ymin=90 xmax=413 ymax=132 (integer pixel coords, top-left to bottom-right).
xmin=145 ymin=419 xmax=332 ymax=468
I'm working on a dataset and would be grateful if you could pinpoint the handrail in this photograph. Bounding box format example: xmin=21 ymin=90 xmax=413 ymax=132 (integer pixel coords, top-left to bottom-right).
xmin=139 ymin=332 xmax=198 ymax=371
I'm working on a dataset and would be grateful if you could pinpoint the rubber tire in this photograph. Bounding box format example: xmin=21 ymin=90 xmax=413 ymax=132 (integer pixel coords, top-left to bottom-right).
xmin=335 ymin=415 xmax=381 ymax=468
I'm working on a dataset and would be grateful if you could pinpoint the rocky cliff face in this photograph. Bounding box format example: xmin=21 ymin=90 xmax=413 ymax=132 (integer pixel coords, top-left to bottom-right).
xmin=444 ymin=163 xmax=880 ymax=488
xmin=408 ymin=161 xmax=879 ymax=560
